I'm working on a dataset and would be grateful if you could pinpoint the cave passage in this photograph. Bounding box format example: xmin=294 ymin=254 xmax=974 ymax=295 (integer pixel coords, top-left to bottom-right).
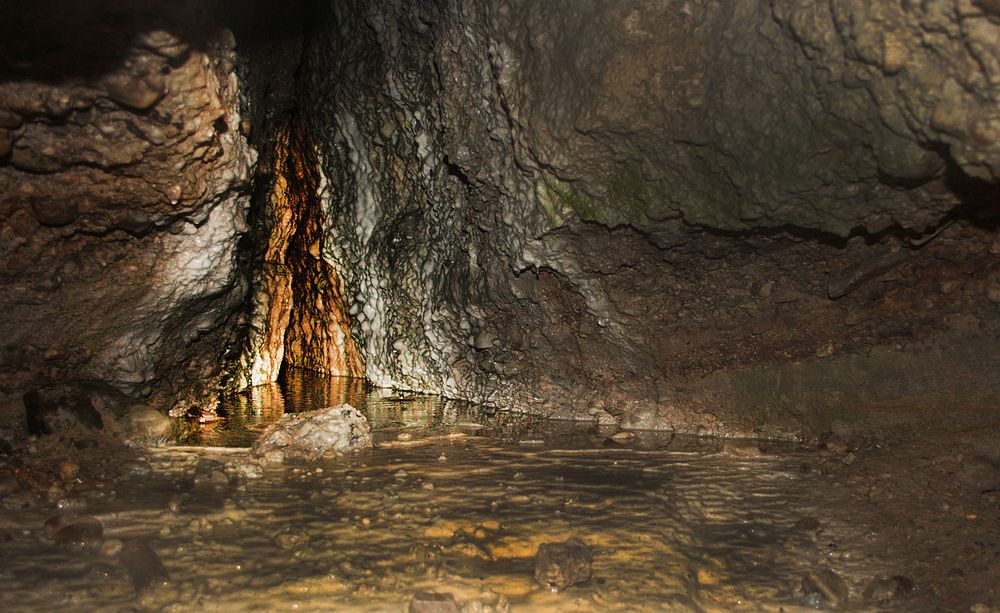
xmin=1 ymin=0 xmax=1000 ymax=611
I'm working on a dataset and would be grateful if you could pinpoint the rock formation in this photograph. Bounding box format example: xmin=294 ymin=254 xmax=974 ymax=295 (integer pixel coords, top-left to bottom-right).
xmin=3 ymin=0 xmax=1000 ymax=436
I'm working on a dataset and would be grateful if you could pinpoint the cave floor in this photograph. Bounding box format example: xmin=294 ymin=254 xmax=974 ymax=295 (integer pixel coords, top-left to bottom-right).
xmin=1 ymin=378 xmax=999 ymax=612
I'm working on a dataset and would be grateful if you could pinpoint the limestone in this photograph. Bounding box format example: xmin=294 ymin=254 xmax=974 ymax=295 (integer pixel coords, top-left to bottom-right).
xmin=251 ymin=404 xmax=372 ymax=463
xmin=300 ymin=0 xmax=1000 ymax=435
xmin=0 ymin=0 xmax=297 ymax=413
xmin=2 ymin=0 xmax=999 ymax=441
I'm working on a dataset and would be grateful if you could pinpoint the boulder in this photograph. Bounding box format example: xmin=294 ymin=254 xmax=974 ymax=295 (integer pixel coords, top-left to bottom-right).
xmin=251 ymin=404 xmax=372 ymax=463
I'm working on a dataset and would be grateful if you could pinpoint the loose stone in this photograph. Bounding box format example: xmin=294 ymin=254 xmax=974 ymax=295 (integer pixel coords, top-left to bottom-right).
xmin=252 ymin=404 xmax=372 ymax=463
xmin=534 ymin=539 xmax=593 ymax=591
xmin=802 ymin=567 xmax=849 ymax=609
xmin=863 ymin=575 xmax=914 ymax=605
xmin=118 ymin=540 xmax=169 ymax=592
xmin=408 ymin=591 xmax=460 ymax=613
xmin=44 ymin=514 xmax=104 ymax=549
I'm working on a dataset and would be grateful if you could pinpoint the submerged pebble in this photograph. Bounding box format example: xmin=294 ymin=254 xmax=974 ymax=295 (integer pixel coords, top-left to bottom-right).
xmin=408 ymin=591 xmax=460 ymax=613
xmin=863 ymin=575 xmax=914 ymax=605
xmin=802 ymin=567 xmax=849 ymax=609
xmin=534 ymin=539 xmax=593 ymax=591
xmin=118 ymin=540 xmax=169 ymax=592
xmin=43 ymin=513 xmax=104 ymax=549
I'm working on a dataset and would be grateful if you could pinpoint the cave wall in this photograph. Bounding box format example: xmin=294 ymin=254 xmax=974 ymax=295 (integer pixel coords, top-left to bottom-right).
xmin=304 ymin=0 xmax=1000 ymax=435
xmin=0 ymin=1 xmax=303 ymax=412
xmin=2 ymin=0 xmax=999 ymax=437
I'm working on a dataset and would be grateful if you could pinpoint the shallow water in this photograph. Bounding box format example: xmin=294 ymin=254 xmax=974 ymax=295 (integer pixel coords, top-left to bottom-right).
xmin=175 ymin=371 xmax=608 ymax=449
xmin=0 ymin=373 xmax=886 ymax=612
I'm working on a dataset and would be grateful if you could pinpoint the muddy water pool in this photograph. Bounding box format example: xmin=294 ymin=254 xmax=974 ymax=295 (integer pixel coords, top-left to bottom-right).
xmin=0 ymin=373 xmax=905 ymax=611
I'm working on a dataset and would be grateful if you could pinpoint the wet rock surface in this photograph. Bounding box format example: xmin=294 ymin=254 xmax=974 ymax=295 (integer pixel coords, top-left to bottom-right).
xmin=118 ymin=540 xmax=169 ymax=593
xmin=533 ymin=539 xmax=593 ymax=592
xmin=801 ymin=567 xmax=849 ymax=610
xmin=250 ymin=404 xmax=372 ymax=463
xmin=408 ymin=591 xmax=460 ymax=613
xmin=0 ymin=4 xmax=999 ymax=609
xmin=298 ymin=0 xmax=1000 ymax=434
xmin=0 ymin=0 xmax=997 ymax=440
xmin=863 ymin=575 xmax=914 ymax=607
xmin=0 ymin=0 xmax=302 ymax=415
xmin=43 ymin=514 xmax=104 ymax=550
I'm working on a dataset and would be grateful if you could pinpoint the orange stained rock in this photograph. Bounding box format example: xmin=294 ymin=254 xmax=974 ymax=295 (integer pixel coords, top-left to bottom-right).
xmin=241 ymin=118 xmax=363 ymax=387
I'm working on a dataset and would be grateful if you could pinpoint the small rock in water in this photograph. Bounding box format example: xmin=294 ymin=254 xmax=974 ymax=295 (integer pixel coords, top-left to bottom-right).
xmin=534 ymin=539 xmax=593 ymax=591
xmin=793 ymin=517 xmax=822 ymax=533
xmin=863 ymin=575 xmax=913 ymax=605
xmin=210 ymin=469 xmax=229 ymax=485
xmin=825 ymin=439 xmax=850 ymax=454
xmin=801 ymin=592 xmax=825 ymax=609
xmin=44 ymin=514 xmax=104 ymax=549
xmin=815 ymin=341 xmax=835 ymax=358
xmin=802 ymin=567 xmax=849 ymax=609
xmin=59 ymin=459 xmax=80 ymax=481
xmin=251 ymin=404 xmax=372 ymax=463
xmin=274 ymin=529 xmax=308 ymax=551
xmin=609 ymin=431 xmax=635 ymax=443
xmin=101 ymin=538 xmax=123 ymax=557
xmin=193 ymin=457 xmax=225 ymax=483
xmin=408 ymin=591 xmax=460 ymax=613
xmin=118 ymin=540 xmax=169 ymax=592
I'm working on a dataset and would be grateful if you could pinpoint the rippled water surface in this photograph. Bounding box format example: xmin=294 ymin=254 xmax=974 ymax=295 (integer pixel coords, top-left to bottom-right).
xmin=0 ymin=372 xmax=863 ymax=612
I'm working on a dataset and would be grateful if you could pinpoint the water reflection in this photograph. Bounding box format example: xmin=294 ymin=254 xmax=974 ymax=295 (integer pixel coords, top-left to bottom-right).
xmin=177 ymin=369 xmax=705 ymax=451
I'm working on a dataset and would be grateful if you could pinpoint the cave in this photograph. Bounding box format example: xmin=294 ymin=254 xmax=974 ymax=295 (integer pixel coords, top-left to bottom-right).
xmin=2 ymin=0 xmax=1000 ymax=610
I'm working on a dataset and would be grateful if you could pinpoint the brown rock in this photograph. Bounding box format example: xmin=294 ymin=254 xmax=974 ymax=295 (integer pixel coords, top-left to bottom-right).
xmin=863 ymin=575 xmax=914 ymax=605
xmin=802 ymin=567 xmax=849 ymax=609
xmin=534 ymin=539 xmax=593 ymax=591
xmin=44 ymin=514 xmax=104 ymax=549
xmin=408 ymin=591 xmax=460 ymax=613
xmin=0 ymin=109 xmax=21 ymax=129
xmin=0 ymin=128 xmax=10 ymax=158
xmin=29 ymin=199 xmax=79 ymax=228
xmin=103 ymin=73 xmax=165 ymax=111
xmin=118 ymin=540 xmax=169 ymax=592
xmin=59 ymin=458 xmax=80 ymax=481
